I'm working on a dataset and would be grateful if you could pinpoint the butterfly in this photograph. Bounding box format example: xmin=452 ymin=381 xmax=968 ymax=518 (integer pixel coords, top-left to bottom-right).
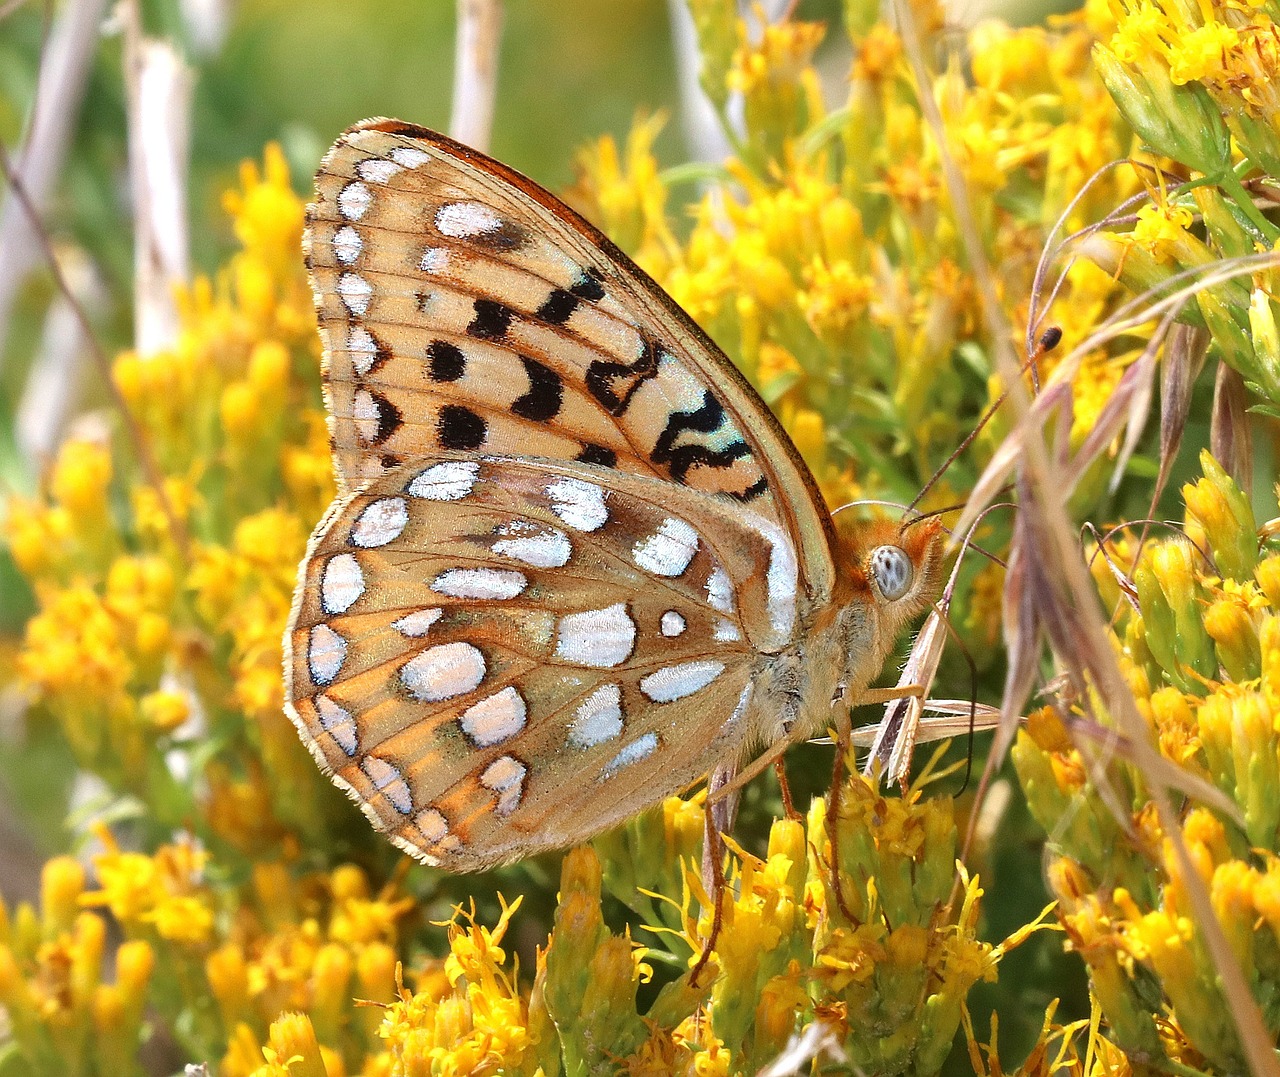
xmin=284 ymin=118 xmax=945 ymax=872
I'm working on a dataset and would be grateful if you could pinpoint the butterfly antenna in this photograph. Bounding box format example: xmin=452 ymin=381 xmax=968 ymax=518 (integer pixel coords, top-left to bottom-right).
xmin=834 ymin=496 xmax=1015 ymax=569
xmin=905 ymin=326 xmax=1062 ymax=516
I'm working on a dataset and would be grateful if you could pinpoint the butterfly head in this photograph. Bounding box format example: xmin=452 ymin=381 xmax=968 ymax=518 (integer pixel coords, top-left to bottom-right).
xmin=866 ymin=515 xmax=946 ymax=624
xmin=827 ymin=514 xmax=946 ymax=692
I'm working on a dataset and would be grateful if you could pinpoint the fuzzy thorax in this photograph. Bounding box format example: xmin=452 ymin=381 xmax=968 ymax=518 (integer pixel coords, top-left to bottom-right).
xmin=752 ymin=516 xmax=947 ymax=747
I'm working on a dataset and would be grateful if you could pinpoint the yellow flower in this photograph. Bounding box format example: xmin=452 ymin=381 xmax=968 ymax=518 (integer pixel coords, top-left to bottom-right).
xmin=49 ymin=439 xmax=112 ymax=522
xmin=249 ymin=1013 xmax=329 ymax=1077
xmin=1131 ymin=200 xmax=1197 ymax=261
xmin=223 ymin=143 xmax=307 ymax=280
xmin=969 ymin=21 xmax=1055 ymax=93
xmin=571 ymin=114 xmax=674 ymax=274
xmin=442 ymin=895 xmax=521 ymax=988
xmin=1168 ymin=20 xmax=1239 ymax=85
xmin=802 ymin=257 xmax=875 ymax=342
xmin=728 ymin=13 xmax=826 ymax=144
xmin=139 ymin=689 xmax=190 ymax=733
xmin=379 ymin=901 xmax=533 ymax=1076
xmin=329 ymin=887 xmax=413 ymax=948
xmin=83 ymin=827 xmax=213 ymax=946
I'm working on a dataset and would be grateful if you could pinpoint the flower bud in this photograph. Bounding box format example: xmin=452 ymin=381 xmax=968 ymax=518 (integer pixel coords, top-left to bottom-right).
xmin=1184 ymin=451 xmax=1257 ymax=580
xmin=1092 ymin=44 xmax=1230 ymax=174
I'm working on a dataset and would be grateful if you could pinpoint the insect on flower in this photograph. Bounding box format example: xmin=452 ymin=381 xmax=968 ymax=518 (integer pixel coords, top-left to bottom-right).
xmin=284 ymin=119 xmax=946 ymax=871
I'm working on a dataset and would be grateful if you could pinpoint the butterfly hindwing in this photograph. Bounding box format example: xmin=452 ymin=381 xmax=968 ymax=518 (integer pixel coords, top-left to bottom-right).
xmin=284 ymin=453 xmax=791 ymax=870
xmin=304 ymin=118 xmax=837 ymax=601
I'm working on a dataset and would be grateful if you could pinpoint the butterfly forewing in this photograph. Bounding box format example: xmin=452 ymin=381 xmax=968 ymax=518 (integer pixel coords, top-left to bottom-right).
xmin=305 ymin=118 xmax=837 ymax=601
xmin=285 ymin=454 xmax=785 ymax=870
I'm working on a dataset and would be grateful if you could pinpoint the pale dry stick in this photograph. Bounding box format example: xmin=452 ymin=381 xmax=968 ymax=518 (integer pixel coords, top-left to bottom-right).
xmin=665 ymin=0 xmax=734 ymax=163
xmin=1211 ymin=360 xmax=1253 ymax=491
xmin=898 ymin=9 xmax=1280 ymax=1072
xmin=120 ymin=4 xmax=193 ymax=355
xmin=1080 ymin=315 xmax=1198 ymax=614
xmin=1152 ymin=324 xmax=1210 ymax=508
xmin=756 ymin=1019 xmax=844 ymax=1077
xmin=861 ymin=500 xmax=1016 ymax=787
xmin=0 ymin=142 xmax=190 ymax=558
xmin=852 ymin=700 xmax=1004 ymax=748
xmin=0 ymin=0 xmax=109 ymax=373
xmin=450 ymin=0 xmax=503 ymax=153
xmin=1067 ymin=305 xmax=1177 ymax=495
xmin=179 ymin=0 xmax=231 ymax=57
xmin=861 ymin=606 xmax=947 ymax=786
xmin=0 ymin=0 xmax=36 ymax=21
xmin=995 ymin=131 xmax=1275 ymax=1077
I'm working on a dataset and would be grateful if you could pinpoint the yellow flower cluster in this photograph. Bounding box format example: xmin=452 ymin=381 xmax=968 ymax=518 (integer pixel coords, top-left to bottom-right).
xmin=8 ymin=143 xmax=341 ymax=861
xmin=569 ymin=2 xmax=1134 ymax=515
xmin=1016 ymin=453 xmax=1280 ymax=1071
xmin=1086 ymin=0 xmax=1280 ymax=404
xmin=0 ymin=858 xmax=153 ymax=1077
xmin=334 ymin=766 xmax=1025 ymax=1077
xmin=10 ymin=831 xmax=410 ymax=1075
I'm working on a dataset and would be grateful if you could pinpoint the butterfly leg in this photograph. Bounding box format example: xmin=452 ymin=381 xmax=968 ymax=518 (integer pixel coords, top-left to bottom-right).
xmin=773 ymin=757 xmax=799 ymax=820
xmin=824 ymin=683 xmax=928 ymax=921
xmin=824 ymin=711 xmax=860 ymax=924
xmin=852 ymin=683 xmax=925 ymax=707
xmin=691 ymin=763 xmax=736 ymax=988
xmin=706 ymin=721 xmax=813 ymax=808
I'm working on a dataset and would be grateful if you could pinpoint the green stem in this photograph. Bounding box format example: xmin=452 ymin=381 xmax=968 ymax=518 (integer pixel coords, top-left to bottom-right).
xmin=1218 ymin=169 xmax=1280 ymax=244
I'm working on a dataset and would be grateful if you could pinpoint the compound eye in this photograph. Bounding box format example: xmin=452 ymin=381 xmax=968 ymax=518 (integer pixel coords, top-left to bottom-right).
xmin=870 ymin=545 xmax=913 ymax=601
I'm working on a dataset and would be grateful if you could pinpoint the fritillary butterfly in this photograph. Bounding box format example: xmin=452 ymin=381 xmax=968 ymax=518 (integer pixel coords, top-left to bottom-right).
xmin=285 ymin=119 xmax=945 ymax=871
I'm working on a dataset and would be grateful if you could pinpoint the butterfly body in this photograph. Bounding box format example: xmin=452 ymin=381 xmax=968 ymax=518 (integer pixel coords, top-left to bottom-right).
xmin=286 ymin=119 xmax=943 ymax=870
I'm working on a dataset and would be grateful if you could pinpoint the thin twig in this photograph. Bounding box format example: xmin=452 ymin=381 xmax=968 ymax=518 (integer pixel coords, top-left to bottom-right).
xmin=0 ymin=141 xmax=190 ymax=557
xmin=0 ymin=0 xmax=107 ymax=371
xmin=15 ymin=249 xmax=103 ymax=461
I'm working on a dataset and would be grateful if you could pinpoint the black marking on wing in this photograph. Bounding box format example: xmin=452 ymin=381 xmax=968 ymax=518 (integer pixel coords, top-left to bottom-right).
xmin=577 ymin=443 xmax=617 ymax=468
xmin=733 ymin=475 xmax=769 ymax=501
xmin=584 ymin=336 xmax=661 ymax=416
xmin=366 ymin=390 xmax=403 ymax=444
xmin=364 ymin=327 xmax=393 ymax=376
xmin=468 ymin=299 xmax=516 ymax=341
xmin=511 ymin=357 xmax=563 ymax=422
xmin=439 ymin=405 xmax=487 ymax=450
xmin=427 ymin=340 xmax=467 ymax=382
xmin=571 ymin=267 xmax=606 ymax=301
xmin=536 ymin=288 xmax=580 ymax=325
xmin=651 ymin=390 xmax=752 ymax=482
